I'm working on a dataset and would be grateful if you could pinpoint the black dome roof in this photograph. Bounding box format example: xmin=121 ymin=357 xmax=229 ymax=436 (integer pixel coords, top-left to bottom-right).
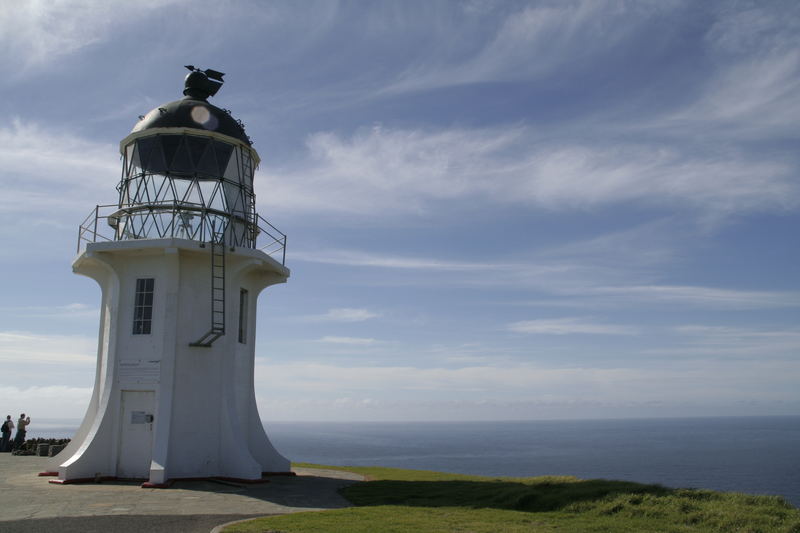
xmin=131 ymin=69 xmax=251 ymax=145
xmin=132 ymin=97 xmax=251 ymax=145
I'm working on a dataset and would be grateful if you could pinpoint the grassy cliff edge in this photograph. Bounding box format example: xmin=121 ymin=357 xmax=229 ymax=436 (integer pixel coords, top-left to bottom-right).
xmin=224 ymin=464 xmax=800 ymax=533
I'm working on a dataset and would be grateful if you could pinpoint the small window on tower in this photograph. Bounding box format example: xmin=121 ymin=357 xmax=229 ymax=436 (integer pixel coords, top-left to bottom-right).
xmin=133 ymin=278 xmax=155 ymax=335
xmin=238 ymin=288 xmax=248 ymax=344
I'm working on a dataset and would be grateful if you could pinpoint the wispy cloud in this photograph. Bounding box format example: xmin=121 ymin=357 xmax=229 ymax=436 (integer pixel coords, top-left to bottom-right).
xmin=291 ymin=245 xmax=799 ymax=312
xmin=0 ymin=120 xmax=120 ymax=258
xmin=0 ymin=331 xmax=95 ymax=365
xmin=260 ymin=125 xmax=797 ymax=219
xmin=0 ymin=0 xmax=180 ymax=74
xmin=0 ymin=385 xmax=92 ymax=418
xmin=303 ymin=308 xmax=380 ymax=322
xmin=256 ymin=359 xmax=800 ymax=402
xmin=508 ymin=318 xmax=638 ymax=336
xmin=258 ymin=394 xmax=800 ymax=421
xmin=318 ymin=336 xmax=378 ymax=345
xmin=290 ymin=234 xmax=798 ymax=314
xmin=644 ymin=325 xmax=800 ymax=359
xmin=0 ymin=120 xmax=117 ymax=215
xmin=0 ymin=303 xmax=99 ymax=320
xmin=588 ymin=286 xmax=800 ymax=310
xmin=292 ymin=248 xmax=507 ymax=271
xmin=684 ymin=4 xmax=800 ymax=133
xmin=383 ymin=1 xmax=672 ymax=93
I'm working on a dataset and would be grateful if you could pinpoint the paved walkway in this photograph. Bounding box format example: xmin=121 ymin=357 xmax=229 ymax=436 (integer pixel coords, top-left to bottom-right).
xmin=0 ymin=454 xmax=363 ymax=532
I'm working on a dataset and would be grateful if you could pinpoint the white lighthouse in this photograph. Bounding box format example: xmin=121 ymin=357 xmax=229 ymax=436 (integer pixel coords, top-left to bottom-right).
xmin=45 ymin=68 xmax=290 ymax=486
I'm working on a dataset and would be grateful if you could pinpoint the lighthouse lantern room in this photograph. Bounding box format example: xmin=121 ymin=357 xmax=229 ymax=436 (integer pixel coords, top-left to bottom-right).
xmin=46 ymin=67 xmax=290 ymax=485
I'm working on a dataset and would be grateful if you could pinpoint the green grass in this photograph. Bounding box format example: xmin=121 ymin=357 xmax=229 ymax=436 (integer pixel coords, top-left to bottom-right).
xmin=224 ymin=464 xmax=800 ymax=533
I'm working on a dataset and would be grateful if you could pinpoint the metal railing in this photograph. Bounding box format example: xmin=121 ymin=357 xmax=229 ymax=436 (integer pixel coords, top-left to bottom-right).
xmin=77 ymin=203 xmax=287 ymax=265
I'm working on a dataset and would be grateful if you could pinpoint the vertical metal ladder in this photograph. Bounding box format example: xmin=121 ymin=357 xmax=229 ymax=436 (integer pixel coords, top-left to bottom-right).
xmin=190 ymin=227 xmax=226 ymax=347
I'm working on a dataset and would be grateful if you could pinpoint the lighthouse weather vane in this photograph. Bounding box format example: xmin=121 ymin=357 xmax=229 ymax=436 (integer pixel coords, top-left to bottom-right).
xmin=43 ymin=67 xmax=292 ymax=486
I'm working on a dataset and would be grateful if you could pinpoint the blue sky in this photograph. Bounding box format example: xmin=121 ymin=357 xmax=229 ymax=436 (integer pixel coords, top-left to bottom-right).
xmin=0 ymin=0 xmax=798 ymax=422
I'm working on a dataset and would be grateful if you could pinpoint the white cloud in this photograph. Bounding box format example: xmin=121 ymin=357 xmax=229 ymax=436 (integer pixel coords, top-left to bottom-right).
xmin=698 ymin=51 xmax=800 ymax=126
xmin=0 ymin=120 xmax=120 ymax=260
xmin=705 ymin=5 xmax=800 ymax=57
xmin=654 ymin=5 xmax=800 ymax=138
xmin=292 ymin=248 xmax=507 ymax=271
xmin=260 ymin=395 xmax=800 ymax=421
xmin=589 ymin=285 xmax=800 ymax=310
xmin=256 ymin=360 xmax=800 ymax=403
xmin=291 ymin=244 xmax=800 ymax=311
xmin=507 ymin=318 xmax=638 ymax=336
xmin=0 ymin=385 xmax=92 ymax=419
xmin=645 ymin=325 xmax=800 ymax=358
xmin=0 ymin=0 xmax=180 ymax=74
xmin=304 ymin=308 xmax=380 ymax=322
xmin=260 ymin=125 xmax=797 ymax=219
xmin=675 ymin=325 xmax=800 ymax=338
xmin=0 ymin=303 xmax=100 ymax=320
xmin=290 ymin=247 xmax=591 ymax=293
xmin=258 ymin=361 xmax=640 ymax=394
xmin=384 ymin=1 xmax=673 ymax=93
xmin=318 ymin=336 xmax=378 ymax=346
xmin=0 ymin=331 xmax=95 ymax=365
xmin=0 ymin=120 xmax=117 ymax=214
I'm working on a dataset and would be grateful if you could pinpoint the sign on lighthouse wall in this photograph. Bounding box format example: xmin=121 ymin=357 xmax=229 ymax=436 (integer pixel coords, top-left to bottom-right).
xmin=45 ymin=67 xmax=291 ymax=486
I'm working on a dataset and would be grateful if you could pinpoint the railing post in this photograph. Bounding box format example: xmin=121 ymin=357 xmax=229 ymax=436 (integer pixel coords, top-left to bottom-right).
xmin=93 ymin=205 xmax=99 ymax=242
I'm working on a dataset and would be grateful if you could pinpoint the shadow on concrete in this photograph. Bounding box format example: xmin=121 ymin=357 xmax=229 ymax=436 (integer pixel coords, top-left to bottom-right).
xmin=72 ymin=473 xmax=357 ymax=510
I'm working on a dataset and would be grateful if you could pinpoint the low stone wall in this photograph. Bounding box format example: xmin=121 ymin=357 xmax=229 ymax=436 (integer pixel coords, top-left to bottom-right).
xmin=10 ymin=438 xmax=71 ymax=457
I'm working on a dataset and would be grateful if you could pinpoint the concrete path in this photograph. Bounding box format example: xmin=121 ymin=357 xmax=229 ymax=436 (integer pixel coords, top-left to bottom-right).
xmin=0 ymin=454 xmax=364 ymax=532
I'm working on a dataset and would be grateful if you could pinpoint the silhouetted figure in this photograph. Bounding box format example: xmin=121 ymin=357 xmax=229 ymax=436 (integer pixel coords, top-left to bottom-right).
xmin=0 ymin=415 xmax=12 ymax=452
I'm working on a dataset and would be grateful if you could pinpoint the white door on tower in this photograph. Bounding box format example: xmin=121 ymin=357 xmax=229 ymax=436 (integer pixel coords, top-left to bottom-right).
xmin=117 ymin=390 xmax=155 ymax=478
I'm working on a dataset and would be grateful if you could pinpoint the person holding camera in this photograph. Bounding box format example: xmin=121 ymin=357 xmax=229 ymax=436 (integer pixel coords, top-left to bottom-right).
xmin=13 ymin=414 xmax=30 ymax=449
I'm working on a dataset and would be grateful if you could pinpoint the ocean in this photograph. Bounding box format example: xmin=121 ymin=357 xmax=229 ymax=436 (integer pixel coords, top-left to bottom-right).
xmin=28 ymin=415 xmax=800 ymax=507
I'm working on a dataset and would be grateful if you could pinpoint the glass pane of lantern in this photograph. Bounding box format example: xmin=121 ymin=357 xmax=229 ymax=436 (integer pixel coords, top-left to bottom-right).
xmin=125 ymin=143 xmax=135 ymax=174
xmin=131 ymin=178 xmax=146 ymax=204
xmin=173 ymin=180 xmax=191 ymax=204
xmin=223 ymin=146 xmax=241 ymax=182
xmin=241 ymin=151 xmax=254 ymax=188
xmin=120 ymin=183 xmax=130 ymax=205
xmin=170 ymin=137 xmax=194 ymax=174
xmin=185 ymin=181 xmax=203 ymax=206
xmin=226 ymin=184 xmax=244 ymax=215
xmin=154 ymin=176 xmax=173 ymax=203
xmin=128 ymin=143 xmax=139 ymax=176
xmin=160 ymin=135 xmax=181 ymax=172
xmin=135 ymin=137 xmax=159 ymax=173
xmin=146 ymin=176 xmax=160 ymax=203
xmin=198 ymin=180 xmax=217 ymax=207
xmin=213 ymin=141 xmax=233 ymax=176
xmin=196 ymin=140 xmax=219 ymax=177
xmin=140 ymin=137 xmax=167 ymax=175
xmin=186 ymin=136 xmax=208 ymax=170
xmin=207 ymin=182 xmax=226 ymax=211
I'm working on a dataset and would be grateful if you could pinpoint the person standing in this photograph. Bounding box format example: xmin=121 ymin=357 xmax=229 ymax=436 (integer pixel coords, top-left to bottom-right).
xmin=0 ymin=415 xmax=13 ymax=452
xmin=13 ymin=414 xmax=30 ymax=450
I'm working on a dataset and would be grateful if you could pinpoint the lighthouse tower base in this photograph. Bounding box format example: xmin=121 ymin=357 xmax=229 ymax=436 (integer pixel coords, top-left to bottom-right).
xmin=46 ymin=238 xmax=290 ymax=485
